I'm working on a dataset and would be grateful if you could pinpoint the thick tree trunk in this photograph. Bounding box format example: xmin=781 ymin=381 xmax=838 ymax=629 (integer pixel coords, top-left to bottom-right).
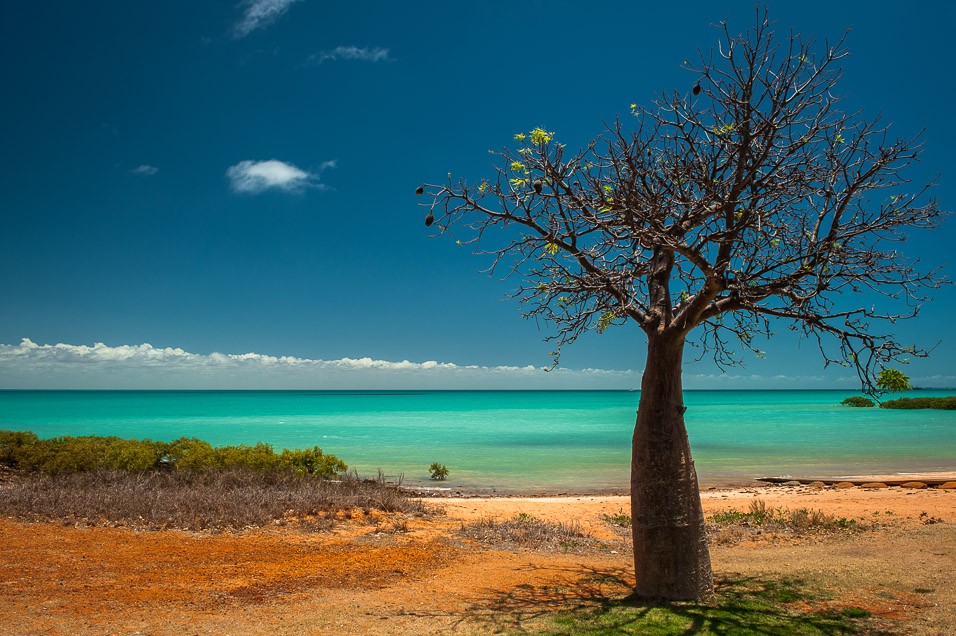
xmin=631 ymin=334 xmax=713 ymax=600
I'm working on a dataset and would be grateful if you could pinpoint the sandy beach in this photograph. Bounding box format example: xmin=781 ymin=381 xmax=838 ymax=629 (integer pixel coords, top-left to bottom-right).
xmin=0 ymin=472 xmax=953 ymax=635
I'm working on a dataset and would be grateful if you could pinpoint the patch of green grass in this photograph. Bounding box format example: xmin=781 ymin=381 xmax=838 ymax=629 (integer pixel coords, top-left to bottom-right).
xmin=527 ymin=577 xmax=873 ymax=635
xmin=710 ymin=499 xmax=858 ymax=537
xmin=710 ymin=509 xmax=749 ymax=524
xmin=601 ymin=510 xmax=632 ymax=528
xmin=595 ymin=501 xmax=859 ymax=545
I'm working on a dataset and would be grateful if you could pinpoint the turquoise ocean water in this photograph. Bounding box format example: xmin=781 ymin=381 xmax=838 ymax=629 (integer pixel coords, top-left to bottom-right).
xmin=1 ymin=390 xmax=954 ymax=493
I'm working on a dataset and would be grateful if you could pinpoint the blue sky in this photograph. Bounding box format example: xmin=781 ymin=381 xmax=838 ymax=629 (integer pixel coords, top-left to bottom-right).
xmin=0 ymin=0 xmax=953 ymax=389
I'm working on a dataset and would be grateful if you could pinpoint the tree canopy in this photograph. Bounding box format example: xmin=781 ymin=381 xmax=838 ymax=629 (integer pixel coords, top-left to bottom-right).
xmin=421 ymin=16 xmax=945 ymax=392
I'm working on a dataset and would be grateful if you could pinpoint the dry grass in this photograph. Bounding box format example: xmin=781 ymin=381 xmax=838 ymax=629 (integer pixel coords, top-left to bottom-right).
xmin=709 ymin=499 xmax=864 ymax=544
xmin=593 ymin=500 xmax=866 ymax=546
xmin=0 ymin=468 xmax=431 ymax=532
xmin=459 ymin=513 xmax=594 ymax=551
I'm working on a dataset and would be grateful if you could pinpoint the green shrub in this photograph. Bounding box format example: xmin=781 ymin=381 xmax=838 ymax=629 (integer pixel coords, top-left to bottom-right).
xmin=12 ymin=435 xmax=166 ymax=474
xmin=0 ymin=430 xmax=346 ymax=478
xmin=102 ymin=437 xmax=167 ymax=471
xmin=279 ymin=446 xmax=348 ymax=477
xmin=429 ymin=462 xmax=449 ymax=480
xmin=880 ymin=396 xmax=956 ymax=410
xmin=0 ymin=430 xmax=39 ymax=467
xmin=840 ymin=396 xmax=875 ymax=407
xmin=163 ymin=437 xmax=218 ymax=469
xmin=214 ymin=442 xmax=279 ymax=471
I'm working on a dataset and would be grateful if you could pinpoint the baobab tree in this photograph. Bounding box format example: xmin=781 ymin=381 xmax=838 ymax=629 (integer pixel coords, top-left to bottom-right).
xmin=418 ymin=13 xmax=945 ymax=600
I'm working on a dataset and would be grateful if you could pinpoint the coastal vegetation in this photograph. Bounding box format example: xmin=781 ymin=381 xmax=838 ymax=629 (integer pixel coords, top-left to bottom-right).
xmin=0 ymin=467 xmax=430 ymax=531
xmin=418 ymin=9 xmax=944 ymax=601
xmin=0 ymin=429 xmax=436 ymax=531
xmin=601 ymin=510 xmax=633 ymax=528
xmin=601 ymin=500 xmax=863 ymax=545
xmin=708 ymin=500 xmax=859 ymax=541
xmin=840 ymin=396 xmax=875 ymax=407
xmin=880 ymin=396 xmax=956 ymax=410
xmin=0 ymin=429 xmax=346 ymax=477
xmin=429 ymin=462 xmax=450 ymax=480
xmin=460 ymin=513 xmax=593 ymax=551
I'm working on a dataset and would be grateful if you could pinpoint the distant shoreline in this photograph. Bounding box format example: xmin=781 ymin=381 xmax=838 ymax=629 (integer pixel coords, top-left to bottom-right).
xmin=5 ymin=389 xmax=956 ymax=495
xmin=403 ymin=471 xmax=956 ymax=498
xmin=3 ymin=387 xmax=956 ymax=392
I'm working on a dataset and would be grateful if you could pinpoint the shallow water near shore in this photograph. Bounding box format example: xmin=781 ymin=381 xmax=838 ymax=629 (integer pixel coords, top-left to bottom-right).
xmin=1 ymin=389 xmax=955 ymax=493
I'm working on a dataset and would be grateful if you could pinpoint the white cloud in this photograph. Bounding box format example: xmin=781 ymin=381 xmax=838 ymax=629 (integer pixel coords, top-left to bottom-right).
xmin=7 ymin=339 xmax=197 ymax=364
xmin=233 ymin=0 xmax=301 ymax=38
xmin=130 ymin=165 xmax=159 ymax=175
xmin=8 ymin=339 xmax=923 ymax=391
xmin=0 ymin=339 xmax=638 ymax=390
xmin=226 ymin=159 xmax=333 ymax=194
xmin=309 ymin=46 xmax=390 ymax=65
xmin=681 ymin=372 xmax=858 ymax=388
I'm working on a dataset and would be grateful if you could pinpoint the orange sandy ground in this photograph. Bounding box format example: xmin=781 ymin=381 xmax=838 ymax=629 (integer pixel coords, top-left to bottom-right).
xmin=2 ymin=477 xmax=955 ymax=635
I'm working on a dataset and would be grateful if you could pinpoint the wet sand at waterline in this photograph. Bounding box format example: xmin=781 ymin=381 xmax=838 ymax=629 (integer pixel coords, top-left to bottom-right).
xmin=1 ymin=473 xmax=954 ymax=635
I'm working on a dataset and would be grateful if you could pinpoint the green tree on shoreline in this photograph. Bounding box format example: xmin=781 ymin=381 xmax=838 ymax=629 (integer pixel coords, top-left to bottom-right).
xmin=420 ymin=11 xmax=944 ymax=600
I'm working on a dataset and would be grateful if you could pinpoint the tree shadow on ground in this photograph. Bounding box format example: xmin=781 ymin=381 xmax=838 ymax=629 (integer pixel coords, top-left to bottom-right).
xmin=430 ymin=565 xmax=899 ymax=635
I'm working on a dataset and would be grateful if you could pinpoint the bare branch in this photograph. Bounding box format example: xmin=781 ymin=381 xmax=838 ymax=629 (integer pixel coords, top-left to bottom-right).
xmin=419 ymin=9 xmax=947 ymax=385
